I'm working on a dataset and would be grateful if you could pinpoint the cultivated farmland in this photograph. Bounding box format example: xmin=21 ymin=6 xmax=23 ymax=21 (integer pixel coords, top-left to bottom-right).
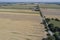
xmin=0 ymin=3 xmax=60 ymax=40
xmin=41 ymin=8 xmax=60 ymax=19
xmin=0 ymin=11 xmax=47 ymax=40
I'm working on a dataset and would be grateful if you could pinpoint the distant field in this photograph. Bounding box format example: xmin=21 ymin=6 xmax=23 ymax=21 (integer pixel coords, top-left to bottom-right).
xmin=0 ymin=4 xmax=60 ymax=9
xmin=0 ymin=9 xmax=39 ymax=14
xmin=0 ymin=4 xmax=60 ymax=14
xmin=39 ymin=4 xmax=60 ymax=9
xmin=0 ymin=4 xmax=36 ymax=9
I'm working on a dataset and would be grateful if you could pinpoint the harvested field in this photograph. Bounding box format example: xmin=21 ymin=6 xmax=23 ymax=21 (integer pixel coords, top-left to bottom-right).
xmin=41 ymin=8 xmax=60 ymax=19
xmin=0 ymin=12 xmax=47 ymax=40
xmin=0 ymin=9 xmax=39 ymax=14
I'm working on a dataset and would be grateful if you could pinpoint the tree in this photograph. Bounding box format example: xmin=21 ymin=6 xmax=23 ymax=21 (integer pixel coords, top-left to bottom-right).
xmin=51 ymin=18 xmax=54 ymax=20
xmin=55 ymin=18 xmax=60 ymax=21
xmin=34 ymin=5 xmax=40 ymax=11
xmin=54 ymin=27 xmax=59 ymax=32
xmin=42 ymin=38 xmax=47 ymax=40
xmin=47 ymin=36 xmax=55 ymax=40
xmin=54 ymin=32 xmax=60 ymax=40
xmin=48 ymin=23 xmax=55 ymax=32
xmin=45 ymin=18 xmax=50 ymax=23
xmin=48 ymin=23 xmax=54 ymax=28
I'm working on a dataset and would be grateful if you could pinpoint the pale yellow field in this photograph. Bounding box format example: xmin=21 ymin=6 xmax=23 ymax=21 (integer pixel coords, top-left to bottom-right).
xmin=41 ymin=8 xmax=60 ymax=19
xmin=0 ymin=12 xmax=47 ymax=40
xmin=0 ymin=9 xmax=39 ymax=14
xmin=45 ymin=15 xmax=60 ymax=19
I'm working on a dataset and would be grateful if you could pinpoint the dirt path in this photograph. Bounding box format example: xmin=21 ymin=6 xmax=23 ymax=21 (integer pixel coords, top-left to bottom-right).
xmin=0 ymin=12 xmax=47 ymax=40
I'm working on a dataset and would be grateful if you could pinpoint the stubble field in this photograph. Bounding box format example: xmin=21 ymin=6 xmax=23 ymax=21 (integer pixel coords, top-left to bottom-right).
xmin=41 ymin=8 xmax=60 ymax=19
xmin=0 ymin=10 xmax=47 ymax=40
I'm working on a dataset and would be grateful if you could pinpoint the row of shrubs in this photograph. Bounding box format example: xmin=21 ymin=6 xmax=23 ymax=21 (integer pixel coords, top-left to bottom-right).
xmin=42 ymin=18 xmax=56 ymax=40
xmin=45 ymin=18 xmax=60 ymax=23
xmin=45 ymin=18 xmax=60 ymax=40
xmin=45 ymin=18 xmax=60 ymax=32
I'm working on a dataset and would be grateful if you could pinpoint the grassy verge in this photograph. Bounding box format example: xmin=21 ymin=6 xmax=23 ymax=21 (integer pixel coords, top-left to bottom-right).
xmin=49 ymin=20 xmax=60 ymax=27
